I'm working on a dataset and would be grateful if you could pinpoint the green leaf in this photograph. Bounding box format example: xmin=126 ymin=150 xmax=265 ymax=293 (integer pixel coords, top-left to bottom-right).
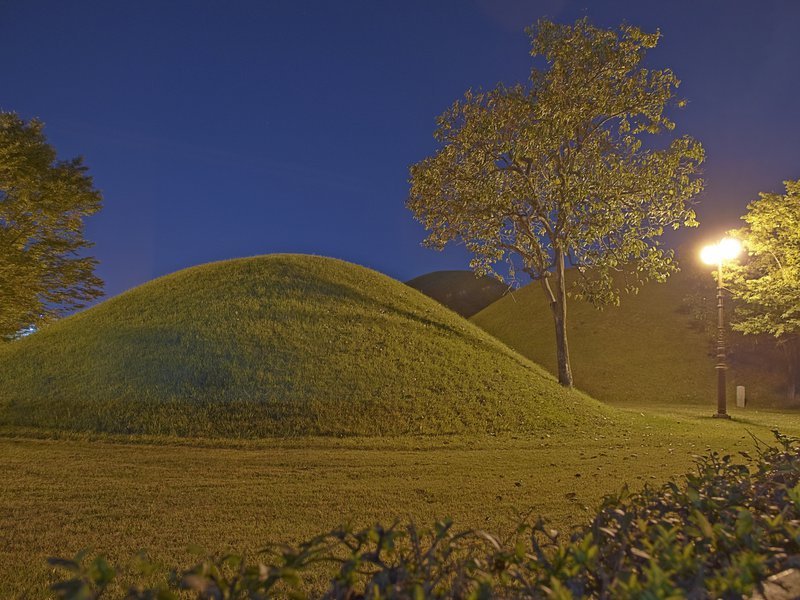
xmin=692 ymin=510 xmax=714 ymax=539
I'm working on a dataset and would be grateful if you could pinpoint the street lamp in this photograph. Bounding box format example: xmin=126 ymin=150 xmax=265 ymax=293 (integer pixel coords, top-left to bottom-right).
xmin=700 ymin=237 xmax=742 ymax=419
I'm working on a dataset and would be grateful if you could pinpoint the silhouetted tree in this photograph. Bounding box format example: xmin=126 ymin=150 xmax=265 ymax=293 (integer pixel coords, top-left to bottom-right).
xmin=0 ymin=112 xmax=103 ymax=338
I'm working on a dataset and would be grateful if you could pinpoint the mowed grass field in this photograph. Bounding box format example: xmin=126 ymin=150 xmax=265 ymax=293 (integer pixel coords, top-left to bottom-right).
xmin=3 ymin=408 xmax=800 ymax=597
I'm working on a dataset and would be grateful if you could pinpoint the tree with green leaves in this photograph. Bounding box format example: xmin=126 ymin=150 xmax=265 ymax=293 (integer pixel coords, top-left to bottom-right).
xmin=0 ymin=112 xmax=103 ymax=339
xmin=729 ymin=180 xmax=800 ymax=402
xmin=408 ymin=18 xmax=704 ymax=387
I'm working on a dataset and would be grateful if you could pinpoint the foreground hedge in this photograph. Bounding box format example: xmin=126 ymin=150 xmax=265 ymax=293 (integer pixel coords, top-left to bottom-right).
xmin=51 ymin=430 xmax=800 ymax=599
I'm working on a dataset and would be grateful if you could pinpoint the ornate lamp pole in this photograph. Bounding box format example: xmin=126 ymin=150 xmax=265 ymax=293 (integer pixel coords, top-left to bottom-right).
xmin=700 ymin=238 xmax=741 ymax=419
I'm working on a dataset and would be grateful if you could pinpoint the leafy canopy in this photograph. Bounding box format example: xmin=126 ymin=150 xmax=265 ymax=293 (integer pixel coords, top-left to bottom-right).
xmin=730 ymin=180 xmax=800 ymax=339
xmin=0 ymin=112 xmax=103 ymax=338
xmin=408 ymin=18 xmax=704 ymax=306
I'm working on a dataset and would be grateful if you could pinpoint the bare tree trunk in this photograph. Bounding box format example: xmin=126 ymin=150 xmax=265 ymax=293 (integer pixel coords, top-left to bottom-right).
xmin=540 ymin=248 xmax=573 ymax=387
xmin=783 ymin=336 xmax=800 ymax=404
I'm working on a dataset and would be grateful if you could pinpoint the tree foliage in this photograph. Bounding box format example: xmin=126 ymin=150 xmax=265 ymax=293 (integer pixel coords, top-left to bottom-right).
xmin=0 ymin=112 xmax=103 ymax=338
xmin=730 ymin=180 xmax=800 ymax=401
xmin=407 ymin=18 xmax=704 ymax=386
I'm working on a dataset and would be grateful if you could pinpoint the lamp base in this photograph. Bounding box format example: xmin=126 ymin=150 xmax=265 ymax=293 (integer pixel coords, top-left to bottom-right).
xmin=712 ymin=413 xmax=731 ymax=419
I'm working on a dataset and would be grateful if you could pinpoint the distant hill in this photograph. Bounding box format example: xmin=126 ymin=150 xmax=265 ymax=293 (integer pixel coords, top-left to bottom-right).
xmin=406 ymin=270 xmax=509 ymax=317
xmin=472 ymin=268 xmax=788 ymax=408
xmin=0 ymin=254 xmax=616 ymax=437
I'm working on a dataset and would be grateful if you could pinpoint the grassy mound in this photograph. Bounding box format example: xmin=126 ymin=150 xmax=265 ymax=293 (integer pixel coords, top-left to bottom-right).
xmin=0 ymin=254 xmax=612 ymax=437
xmin=406 ymin=270 xmax=508 ymax=317
xmin=472 ymin=269 xmax=786 ymax=407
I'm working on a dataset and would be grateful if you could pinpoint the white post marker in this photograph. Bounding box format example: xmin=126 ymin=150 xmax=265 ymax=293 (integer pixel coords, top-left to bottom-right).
xmin=736 ymin=386 xmax=746 ymax=408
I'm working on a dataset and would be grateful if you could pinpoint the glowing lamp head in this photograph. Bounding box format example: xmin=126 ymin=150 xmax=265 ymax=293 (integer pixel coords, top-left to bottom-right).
xmin=718 ymin=237 xmax=742 ymax=260
xmin=700 ymin=244 xmax=720 ymax=265
xmin=701 ymin=238 xmax=741 ymax=265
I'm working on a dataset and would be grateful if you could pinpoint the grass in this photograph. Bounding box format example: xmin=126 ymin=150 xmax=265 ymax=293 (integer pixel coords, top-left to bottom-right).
xmin=405 ymin=270 xmax=508 ymax=317
xmin=2 ymin=255 xmax=797 ymax=596
xmin=471 ymin=268 xmax=788 ymax=408
xmin=4 ymin=407 xmax=800 ymax=597
xmin=0 ymin=254 xmax=611 ymax=437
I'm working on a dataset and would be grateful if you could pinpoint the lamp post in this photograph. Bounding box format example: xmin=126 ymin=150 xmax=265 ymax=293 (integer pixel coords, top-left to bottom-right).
xmin=700 ymin=238 xmax=741 ymax=419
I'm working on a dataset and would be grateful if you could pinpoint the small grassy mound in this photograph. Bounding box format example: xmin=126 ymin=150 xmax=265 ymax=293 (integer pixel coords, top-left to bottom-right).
xmin=0 ymin=254 xmax=612 ymax=437
xmin=406 ymin=270 xmax=508 ymax=317
xmin=472 ymin=269 xmax=785 ymax=407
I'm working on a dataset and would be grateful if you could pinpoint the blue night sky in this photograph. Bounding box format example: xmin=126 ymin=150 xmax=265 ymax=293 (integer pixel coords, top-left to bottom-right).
xmin=2 ymin=1 xmax=799 ymax=301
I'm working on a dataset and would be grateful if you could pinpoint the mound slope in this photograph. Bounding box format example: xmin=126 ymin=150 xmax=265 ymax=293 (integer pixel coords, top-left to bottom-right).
xmin=406 ymin=270 xmax=508 ymax=317
xmin=0 ymin=255 xmax=613 ymax=437
xmin=472 ymin=269 xmax=785 ymax=407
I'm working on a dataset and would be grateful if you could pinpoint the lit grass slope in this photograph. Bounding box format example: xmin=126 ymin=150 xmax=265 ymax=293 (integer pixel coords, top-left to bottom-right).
xmin=471 ymin=269 xmax=782 ymax=407
xmin=0 ymin=255 xmax=613 ymax=437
